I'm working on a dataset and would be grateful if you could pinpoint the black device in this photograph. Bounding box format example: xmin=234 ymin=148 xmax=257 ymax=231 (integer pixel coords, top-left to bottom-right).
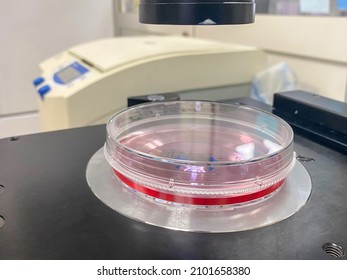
xmin=139 ymin=0 xmax=255 ymax=25
xmin=273 ymin=91 xmax=347 ymax=154
xmin=127 ymin=92 xmax=180 ymax=107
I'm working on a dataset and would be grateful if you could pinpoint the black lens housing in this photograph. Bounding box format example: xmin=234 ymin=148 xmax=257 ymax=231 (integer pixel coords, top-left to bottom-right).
xmin=139 ymin=0 xmax=255 ymax=25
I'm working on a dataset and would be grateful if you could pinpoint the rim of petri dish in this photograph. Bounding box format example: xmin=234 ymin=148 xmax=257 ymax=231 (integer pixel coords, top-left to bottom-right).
xmin=106 ymin=100 xmax=294 ymax=166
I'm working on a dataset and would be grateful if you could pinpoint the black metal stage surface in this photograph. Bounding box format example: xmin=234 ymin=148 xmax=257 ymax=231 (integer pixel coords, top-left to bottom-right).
xmin=0 ymin=113 xmax=347 ymax=260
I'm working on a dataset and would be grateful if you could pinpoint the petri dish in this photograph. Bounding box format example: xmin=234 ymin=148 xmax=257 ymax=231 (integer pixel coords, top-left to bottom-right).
xmin=104 ymin=100 xmax=295 ymax=208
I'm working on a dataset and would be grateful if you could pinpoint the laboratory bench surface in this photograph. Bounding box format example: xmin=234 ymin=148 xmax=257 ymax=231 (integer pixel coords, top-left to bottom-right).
xmin=0 ymin=123 xmax=347 ymax=260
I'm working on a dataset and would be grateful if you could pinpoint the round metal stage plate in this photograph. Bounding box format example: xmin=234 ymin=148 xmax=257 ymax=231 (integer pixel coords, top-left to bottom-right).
xmin=86 ymin=148 xmax=312 ymax=233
